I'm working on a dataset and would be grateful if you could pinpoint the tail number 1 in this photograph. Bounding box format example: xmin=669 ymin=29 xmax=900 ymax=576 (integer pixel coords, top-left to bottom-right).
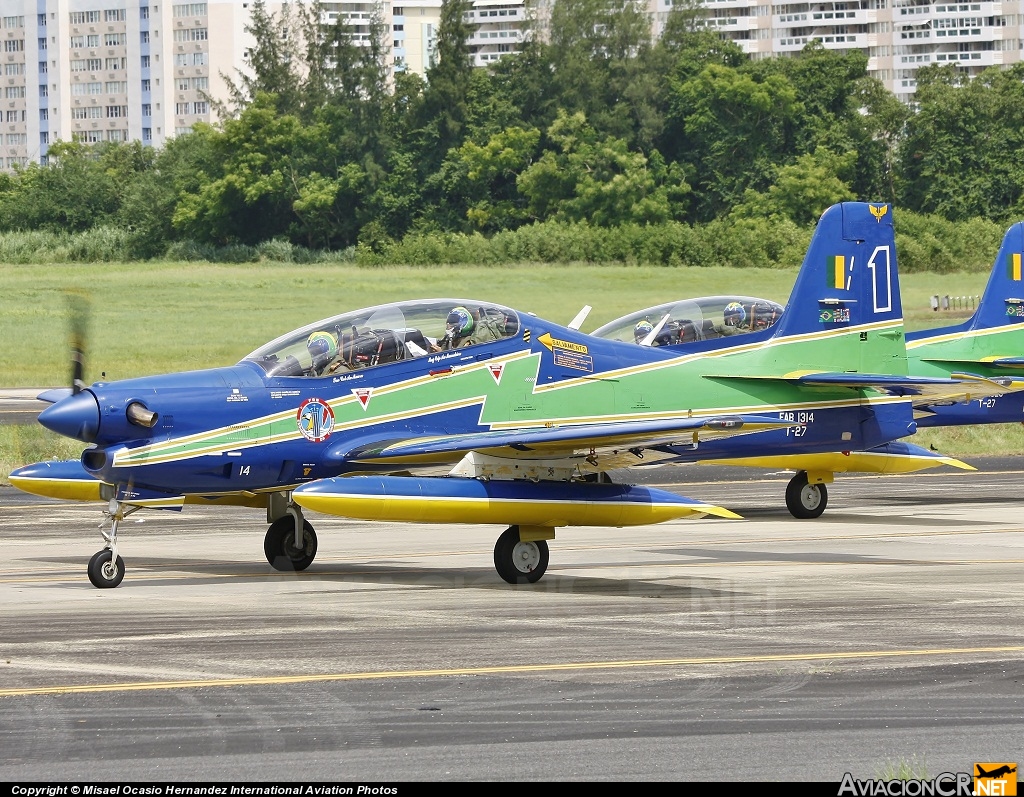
xmin=866 ymin=246 xmax=893 ymax=314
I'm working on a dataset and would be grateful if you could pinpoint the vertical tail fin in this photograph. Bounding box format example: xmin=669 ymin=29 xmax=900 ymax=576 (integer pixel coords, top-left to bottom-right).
xmin=766 ymin=202 xmax=907 ymax=377
xmin=772 ymin=202 xmax=901 ymax=340
xmin=969 ymin=221 xmax=1024 ymax=331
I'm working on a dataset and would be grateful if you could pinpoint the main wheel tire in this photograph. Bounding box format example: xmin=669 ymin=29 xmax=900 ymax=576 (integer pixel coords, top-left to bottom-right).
xmin=264 ymin=517 xmax=318 ymax=571
xmin=785 ymin=471 xmax=828 ymax=519
xmin=493 ymin=525 xmax=549 ymax=584
xmin=88 ymin=549 xmax=125 ymax=589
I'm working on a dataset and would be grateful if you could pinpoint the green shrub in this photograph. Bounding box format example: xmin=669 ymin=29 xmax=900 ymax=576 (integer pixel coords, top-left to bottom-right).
xmin=0 ymin=214 xmax=1008 ymax=269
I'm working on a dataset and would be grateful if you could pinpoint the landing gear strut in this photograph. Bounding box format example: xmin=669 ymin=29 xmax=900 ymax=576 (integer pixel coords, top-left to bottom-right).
xmin=264 ymin=503 xmax=318 ymax=571
xmin=493 ymin=525 xmax=550 ymax=584
xmin=785 ymin=470 xmax=828 ymax=519
xmin=87 ymin=500 xmax=138 ymax=588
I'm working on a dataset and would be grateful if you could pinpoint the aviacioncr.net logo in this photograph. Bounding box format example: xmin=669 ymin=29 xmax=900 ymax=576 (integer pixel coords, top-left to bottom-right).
xmin=838 ymin=773 xmax=973 ymax=797
xmin=974 ymin=763 xmax=1017 ymax=796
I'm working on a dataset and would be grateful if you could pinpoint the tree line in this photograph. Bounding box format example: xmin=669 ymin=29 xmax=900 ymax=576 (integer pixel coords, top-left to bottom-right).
xmin=0 ymin=0 xmax=1021 ymax=268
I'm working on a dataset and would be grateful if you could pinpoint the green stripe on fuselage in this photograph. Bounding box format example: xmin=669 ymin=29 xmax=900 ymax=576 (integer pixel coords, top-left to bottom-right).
xmin=112 ymin=321 xmax=905 ymax=468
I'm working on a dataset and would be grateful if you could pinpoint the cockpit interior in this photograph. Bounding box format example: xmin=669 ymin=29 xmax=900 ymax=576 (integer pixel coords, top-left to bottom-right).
xmin=244 ymin=299 xmax=521 ymax=378
xmin=591 ymin=296 xmax=785 ymax=347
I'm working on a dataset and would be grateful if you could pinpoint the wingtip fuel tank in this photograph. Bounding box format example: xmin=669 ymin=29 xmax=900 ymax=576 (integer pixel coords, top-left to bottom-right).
xmin=292 ymin=475 xmax=740 ymax=526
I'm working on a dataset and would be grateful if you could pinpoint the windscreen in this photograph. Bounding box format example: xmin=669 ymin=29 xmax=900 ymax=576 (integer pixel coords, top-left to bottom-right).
xmin=592 ymin=296 xmax=784 ymax=346
xmin=243 ymin=299 xmax=521 ymax=377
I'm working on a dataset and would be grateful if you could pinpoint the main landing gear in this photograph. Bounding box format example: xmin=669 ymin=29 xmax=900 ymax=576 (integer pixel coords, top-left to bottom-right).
xmin=264 ymin=502 xmax=318 ymax=571
xmin=785 ymin=470 xmax=828 ymax=519
xmin=87 ymin=500 xmax=140 ymax=588
xmin=493 ymin=525 xmax=552 ymax=584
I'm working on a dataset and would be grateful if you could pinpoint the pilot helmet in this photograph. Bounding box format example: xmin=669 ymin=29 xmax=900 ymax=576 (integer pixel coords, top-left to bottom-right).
xmin=446 ymin=306 xmax=474 ymax=339
xmin=307 ymin=331 xmax=338 ymax=366
xmin=633 ymin=320 xmax=654 ymax=343
xmin=723 ymin=302 xmax=747 ymax=327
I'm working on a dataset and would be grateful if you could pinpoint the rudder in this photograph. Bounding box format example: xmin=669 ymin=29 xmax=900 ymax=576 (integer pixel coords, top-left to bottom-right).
xmin=772 ymin=202 xmax=902 ymax=340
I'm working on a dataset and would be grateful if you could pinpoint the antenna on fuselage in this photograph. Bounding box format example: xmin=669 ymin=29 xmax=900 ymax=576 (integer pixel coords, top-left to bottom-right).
xmin=567 ymin=305 xmax=592 ymax=330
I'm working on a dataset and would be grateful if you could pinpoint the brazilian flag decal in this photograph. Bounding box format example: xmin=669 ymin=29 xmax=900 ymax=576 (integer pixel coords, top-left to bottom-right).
xmin=828 ymin=255 xmax=845 ymax=290
xmin=1008 ymin=253 xmax=1022 ymax=282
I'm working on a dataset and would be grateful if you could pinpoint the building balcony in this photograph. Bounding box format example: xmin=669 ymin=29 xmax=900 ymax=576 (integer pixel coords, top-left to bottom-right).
xmin=467 ymin=29 xmax=523 ymax=47
xmin=706 ymin=16 xmax=760 ymax=32
xmin=777 ymin=32 xmax=867 ymax=50
xmin=934 ymin=49 xmax=1002 ymax=66
xmin=466 ymin=9 xmax=524 ymax=23
xmin=700 ymin=0 xmax=757 ymax=8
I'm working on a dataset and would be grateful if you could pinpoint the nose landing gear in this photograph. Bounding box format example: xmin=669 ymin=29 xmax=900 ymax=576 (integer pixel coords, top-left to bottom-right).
xmin=87 ymin=500 xmax=139 ymax=588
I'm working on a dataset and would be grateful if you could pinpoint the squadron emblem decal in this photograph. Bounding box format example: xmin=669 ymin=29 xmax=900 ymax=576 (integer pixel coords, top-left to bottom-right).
xmin=352 ymin=387 xmax=373 ymax=410
xmin=296 ymin=398 xmax=335 ymax=442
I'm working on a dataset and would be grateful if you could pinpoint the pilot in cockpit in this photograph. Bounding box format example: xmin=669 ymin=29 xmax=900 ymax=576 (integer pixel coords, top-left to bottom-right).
xmin=436 ymin=306 xmax=476 ymax=350
xmin=306 ymin=330 xmax=344 ymax=375
xmin=633 ymin=320 xmax=654 ymax=344
xmin=717 ymin=302 xmax=748 ymax=336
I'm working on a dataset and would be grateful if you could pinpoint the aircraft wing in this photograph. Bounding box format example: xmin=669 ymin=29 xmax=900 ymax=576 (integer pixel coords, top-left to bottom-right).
xmin=338 ymin=414 xmax=793 ymax=467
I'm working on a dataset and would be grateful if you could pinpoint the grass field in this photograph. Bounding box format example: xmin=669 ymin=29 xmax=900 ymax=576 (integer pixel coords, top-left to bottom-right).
xmin=1 ymin=260 xmax=1020 ymax=481
xmin=0 ymin=261 xmax=993 ymax=387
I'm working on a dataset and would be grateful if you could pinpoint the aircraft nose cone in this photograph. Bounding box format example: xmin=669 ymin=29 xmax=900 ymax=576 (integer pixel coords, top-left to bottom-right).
xmin=38 ymin=390 xmax=100 ymax=443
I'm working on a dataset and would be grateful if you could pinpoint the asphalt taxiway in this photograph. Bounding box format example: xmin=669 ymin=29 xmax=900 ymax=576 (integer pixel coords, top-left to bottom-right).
xmin=0 ymin=388 xmax=48 ymax=426
xmin=1 ymin=463 xmax=1022 ymax=780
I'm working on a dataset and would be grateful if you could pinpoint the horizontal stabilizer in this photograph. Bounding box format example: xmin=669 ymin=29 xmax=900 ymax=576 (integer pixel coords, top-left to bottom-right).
xmin=294 ymin=475 xmax=740 ymax=526
xmin=985 ymin=357 xmax=1024 ymax=368
xmin=794 ymin=371 xmax=1014 ymax=402
xmin=698 ymin=440 xmax=974 ymax=476
xmin=708 ymin=371 xmax=1012 ymax=405
xmin=919 ymin=355 xmax=1024 ymax=370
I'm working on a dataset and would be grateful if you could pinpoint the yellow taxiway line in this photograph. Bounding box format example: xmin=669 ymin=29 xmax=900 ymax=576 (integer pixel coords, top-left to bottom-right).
xmin=2 ymin=645 xmax=1022 ymax=698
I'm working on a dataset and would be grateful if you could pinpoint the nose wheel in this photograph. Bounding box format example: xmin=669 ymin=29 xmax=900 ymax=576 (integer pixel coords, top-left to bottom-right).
xmin=88 ymin=499 xmax=139 ymax=588
xmin=88 ymin=550 xmax=125 ymax=588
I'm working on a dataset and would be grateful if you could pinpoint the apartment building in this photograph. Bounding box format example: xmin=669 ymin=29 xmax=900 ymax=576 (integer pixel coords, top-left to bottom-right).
xmin=699 ymin=0 xmax=1024 ymax=102
xmin=2 ymin=0 xmax=287 ymax=169
xmin=2 ymin=0 xmax=1021 ymax=171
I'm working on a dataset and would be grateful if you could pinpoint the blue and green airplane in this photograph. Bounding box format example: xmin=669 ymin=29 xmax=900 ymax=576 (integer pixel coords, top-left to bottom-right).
xmin=593 ymin=220 xmax=1024 ymax=517
xmin=10 ymin=202 xmax=982 ymax=588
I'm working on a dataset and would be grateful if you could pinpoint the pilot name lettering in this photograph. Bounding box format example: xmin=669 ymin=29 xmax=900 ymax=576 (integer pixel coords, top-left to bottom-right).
xmin=428 ymin=351 xmax=462 ymax=364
